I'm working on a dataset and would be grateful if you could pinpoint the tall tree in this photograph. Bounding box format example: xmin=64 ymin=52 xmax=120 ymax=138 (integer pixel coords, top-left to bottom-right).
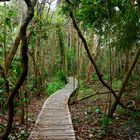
xmin=0 ymin=0 xmax=35 ymax=139
xmin=64 ymin=0 xmax=140 ymax=118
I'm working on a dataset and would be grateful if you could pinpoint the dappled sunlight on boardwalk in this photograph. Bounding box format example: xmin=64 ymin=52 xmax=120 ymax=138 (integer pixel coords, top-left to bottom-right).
xmin=28 ymin=77 xmax=78 ymax=140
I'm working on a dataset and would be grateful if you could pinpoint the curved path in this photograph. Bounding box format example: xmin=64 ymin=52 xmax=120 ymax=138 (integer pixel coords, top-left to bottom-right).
xmin=28 ymin=77 xmax=78 ymax=140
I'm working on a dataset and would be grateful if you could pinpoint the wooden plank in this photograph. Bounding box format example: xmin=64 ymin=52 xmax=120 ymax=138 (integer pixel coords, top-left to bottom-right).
xmin=28 ymin=77 xmax=78 ymax=140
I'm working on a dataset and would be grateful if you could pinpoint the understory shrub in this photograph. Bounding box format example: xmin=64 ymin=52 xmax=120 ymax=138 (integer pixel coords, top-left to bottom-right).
xmin=46 ymin=81 xmax=64 ymax=96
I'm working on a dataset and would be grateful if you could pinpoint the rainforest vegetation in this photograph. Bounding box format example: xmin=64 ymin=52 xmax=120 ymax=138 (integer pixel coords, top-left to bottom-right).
xmin=0 ymin=0 xmax=140 ymax=139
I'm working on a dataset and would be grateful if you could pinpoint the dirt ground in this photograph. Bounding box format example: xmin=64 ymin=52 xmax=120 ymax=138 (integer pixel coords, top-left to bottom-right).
xmin=25 ymin=92 xmax=140 ymax=140
xmin=7 ymin=94 xmax=46 ymax=140
xmin=69 ymin=94 xmax=140 ymax=140
xmin=6 ymin=91 xmax=140 ymax=140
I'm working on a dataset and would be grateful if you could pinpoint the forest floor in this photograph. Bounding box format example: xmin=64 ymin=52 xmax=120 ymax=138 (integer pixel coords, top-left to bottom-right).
xmin=8 ymin=94 xmax=46 ymax=140
xmin=70 ymin=91 xmax=140 ymax=140
xmin=7 ymin=86 xmax=140 ymax=140
xmin=23 ymin=89 xmax=140 ymax=140
xmin=27 ymin=95 xmax=46 ymax=131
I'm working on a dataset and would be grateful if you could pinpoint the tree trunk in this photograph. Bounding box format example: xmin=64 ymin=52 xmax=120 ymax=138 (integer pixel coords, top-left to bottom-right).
xmin=108 ymin=48 xmax=140 ymax=117
xmin=0 ymin=1 xmax=35 ymax=139
xmin=65 ymin=0 xmax=140 ymax=118
xmin=57 ymin=26 xmax=67 ymax=83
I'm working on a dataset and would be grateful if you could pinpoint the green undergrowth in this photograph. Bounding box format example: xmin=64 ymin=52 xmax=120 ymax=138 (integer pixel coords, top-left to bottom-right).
xmin=112 ymin=79 xmax=122 ymax=89
xmin=128 ymin=111 xmax=140 ymax=131
xmin=46 ymin=81 xmax=65 ymax=96
xmin=46 ymin=70 xmax=66 ymax=96
xmin=77 ymin=78 xmax=122 ymax=100
xmin=78 ymin=80 xmax=94 ymax=99
xmin=92 ymin=73 xmax=110 ymax=81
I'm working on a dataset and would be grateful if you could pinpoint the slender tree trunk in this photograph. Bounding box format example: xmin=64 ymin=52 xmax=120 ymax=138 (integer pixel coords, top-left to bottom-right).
xmin=57 ymin=26 xmax=67 ymax=83
xmin=0 ymin=1 xmax=35 ymax=139
xmin=65 ymin=0 xmax=140 ymax=118
xmin=65 ymin=0 xmax=122 ymax=105
xmin=108 ymin=48 xmax=140 ymax=117
xmin=124 ymin=50 xmax=130 ymax=73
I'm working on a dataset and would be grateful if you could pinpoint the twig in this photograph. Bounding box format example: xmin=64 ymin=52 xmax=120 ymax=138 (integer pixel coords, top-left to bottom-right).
xmin=65 ymin=0 xmax=140 ymax=115
xmin=77 ymin=88 xmax=136 ymax=102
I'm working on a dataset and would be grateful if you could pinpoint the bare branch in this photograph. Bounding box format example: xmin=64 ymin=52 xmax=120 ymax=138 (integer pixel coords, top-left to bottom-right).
xmin=65 ymin=0 xmax=125 ymax=108
xmin=65 ymin=0 xmax=140 ymax=117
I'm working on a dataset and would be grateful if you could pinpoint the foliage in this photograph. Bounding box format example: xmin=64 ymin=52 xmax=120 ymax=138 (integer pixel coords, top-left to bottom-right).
xmin=46 ymin=81 xmax=64 ymax=96
xmin=116 ymin=14 xmax=140 ymax=50
xmin=56 ymin=70 xmax=66 ymax=83
xmin=0 ymin=0 xmax=139 ymax=139
xmin=94 ymin=107 xmax=102 ymax=114
xmin=78 ymin=80 xmax=94 ymax=99
xmin=99 ymin=115 xmax=112 ymax=129
xmin=117 ymin=106 xmax=125 ymax=115
xmin=93 ymin=73 xmax=110 ymax=81
xmin=18 ymin=130 xmax=29 ymax=140
xmin=61 ymin=0 xmax=140 ymax=51
xmin=92 ymin=73 xmax=98 ymax=81
xmin=124 ymin=111 xmax=140 ymax=132
xmin=66 ymin=47 xmax=77 ymax=75
xmin=103 ymin=74 xmax=110 ymax=81
xmin=112 ymin=79 xmax=122 ymax=89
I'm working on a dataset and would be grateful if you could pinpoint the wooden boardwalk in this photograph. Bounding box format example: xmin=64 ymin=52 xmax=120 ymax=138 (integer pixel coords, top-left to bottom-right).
xmin=28 ymin=77 xmax=78 ymax=140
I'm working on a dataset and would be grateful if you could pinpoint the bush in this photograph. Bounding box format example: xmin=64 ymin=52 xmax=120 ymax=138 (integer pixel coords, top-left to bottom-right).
xmin=46 ymin=81 xmax=64 ymax=96
xmin=99 ymin=115 xmax=112 ymax=129
xmin=112 ymin=80 xmax=122 ymax=89
xmin=56 ymin=70 xmax=66 ymax=83
xmin=103 ymin=74 xmax=110 ymax=81
xmin=92 ymin=74 xmax=98 ymax=81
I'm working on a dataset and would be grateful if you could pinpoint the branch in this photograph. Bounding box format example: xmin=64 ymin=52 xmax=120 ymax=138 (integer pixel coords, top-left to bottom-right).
xmin=65 ymin=0 xmax=126 ymax=108
xmin=0 ymin=65 xmax=9 ymax=94
xmin=78 ymin=87 xmax=136 ymax=102
xmin=0 ymin=0 xmax=34 ymax=139
xmin=5 ymin=0 xmax=36 ymax=74
xmin=66 ymin=0 xmax=140 ymax=115
xmin=108 ymin=47 xmax=140 ymax=117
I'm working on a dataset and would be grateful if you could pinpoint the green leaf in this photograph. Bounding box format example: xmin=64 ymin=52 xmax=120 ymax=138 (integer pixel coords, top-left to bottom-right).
xmin=21 ymin=98 xmax=30 ymax=103
xmin=94 ymin=108 xmax=101 ymax=114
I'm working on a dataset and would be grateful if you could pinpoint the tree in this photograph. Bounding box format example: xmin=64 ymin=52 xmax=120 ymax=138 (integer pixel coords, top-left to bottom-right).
xmin=0 ymin=0 xmax=35 ymax=139
xmin=64 ymin=0 xmax=140 ymax=118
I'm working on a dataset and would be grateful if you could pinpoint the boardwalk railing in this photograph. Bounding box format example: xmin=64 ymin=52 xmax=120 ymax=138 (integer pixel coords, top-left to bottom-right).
xmin=28 ymin=77 xmax=78 ymax=140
